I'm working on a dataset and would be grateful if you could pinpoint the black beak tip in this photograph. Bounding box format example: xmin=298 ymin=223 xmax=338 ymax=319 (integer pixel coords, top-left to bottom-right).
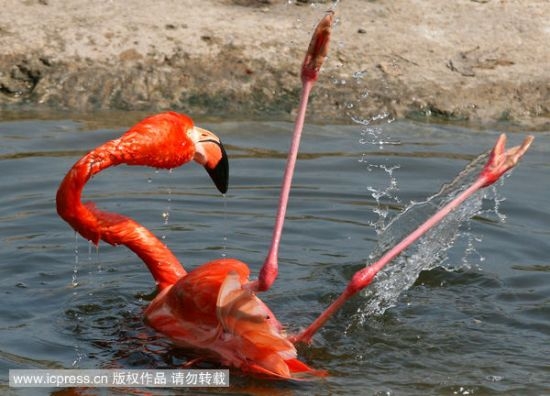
xmin=206 ymin=143 xmax=229 ymax=194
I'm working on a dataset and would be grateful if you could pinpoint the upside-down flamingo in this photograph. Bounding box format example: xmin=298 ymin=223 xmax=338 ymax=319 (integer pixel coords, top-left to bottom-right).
xmin=56 ymin=11 xmax=534 ymax=379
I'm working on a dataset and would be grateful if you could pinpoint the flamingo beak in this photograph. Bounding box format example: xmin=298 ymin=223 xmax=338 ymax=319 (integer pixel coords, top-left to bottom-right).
xmin=191 ymin=127 xmax=229 ymax=194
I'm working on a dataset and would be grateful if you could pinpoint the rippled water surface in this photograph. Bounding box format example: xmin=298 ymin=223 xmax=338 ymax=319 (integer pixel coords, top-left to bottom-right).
xmin=1 ymin=114 xmax=549 ymax=395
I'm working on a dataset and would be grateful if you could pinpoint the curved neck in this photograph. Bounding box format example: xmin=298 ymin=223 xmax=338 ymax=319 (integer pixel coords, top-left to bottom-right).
xmin=56 ymin=137 xmax=186 ymax=290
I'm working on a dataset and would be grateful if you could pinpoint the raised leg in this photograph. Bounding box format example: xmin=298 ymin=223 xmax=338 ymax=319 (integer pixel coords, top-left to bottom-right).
xmin=248 ymin=11 xmax=335 ymax=292
xmin=292 ymin=134 xmax=534 ymax=344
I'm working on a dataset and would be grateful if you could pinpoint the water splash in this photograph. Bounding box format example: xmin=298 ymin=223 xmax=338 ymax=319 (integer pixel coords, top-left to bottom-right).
xmin=363 ymin=163 xmax=401 ymax=233
xmin=85 ymin=239 xmax=103 ymax=274
xmin=352 ymin=69 xmax=368 ymax=80
xmin=355 ymin=114 xmax=398 ymax=149
xmin=150 ymin=169 xmax=173 ymax=241
xmin=72 ymin=343 xmax=85 ymax=368
xmin=72 ymin=232 xmax=79 ymax=288
xmin=330 ymin=0 xmax=341 ymax=9
xmin=356 ymin=115 xmax=401 ymax=236
xmin=289 ymin=0 xmax=339 ymax=10
xmin=356 ymin=151 xmax=492 ymax=319
xmin=71 ymin=233 xmax=86 ymax=368
xmin=460 ymin=220 xmax=485 ymax=267
xmin=162 ymin=187 xmax=172 ymax=226
xmin=488 ymin=182 xmax=508 ymax=223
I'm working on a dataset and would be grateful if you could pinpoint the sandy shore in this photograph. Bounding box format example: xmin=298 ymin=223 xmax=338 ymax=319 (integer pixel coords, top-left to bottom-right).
xmin=1 ymin=0 xmax=549 ymax=128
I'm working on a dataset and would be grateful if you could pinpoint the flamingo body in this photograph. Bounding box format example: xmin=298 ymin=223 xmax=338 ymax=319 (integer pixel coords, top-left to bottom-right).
xmin=56 ymin=111 xmax=323 ymax=379
xmin=145 ymin=259 xmax=324 ymax=379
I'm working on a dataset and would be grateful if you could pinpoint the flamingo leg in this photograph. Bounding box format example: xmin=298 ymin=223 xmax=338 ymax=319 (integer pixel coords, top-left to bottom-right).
xmin=292 ymin=134 xmax=534 ymax=344
xmin=253 ymin=81 xmax=314 ymax=292
xmin=249 ymin=11 xmax=334 ymax=292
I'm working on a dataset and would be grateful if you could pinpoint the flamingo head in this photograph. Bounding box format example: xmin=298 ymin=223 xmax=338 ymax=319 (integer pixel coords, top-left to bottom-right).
xmin=188 ymin=126 xmax=229 ymax=194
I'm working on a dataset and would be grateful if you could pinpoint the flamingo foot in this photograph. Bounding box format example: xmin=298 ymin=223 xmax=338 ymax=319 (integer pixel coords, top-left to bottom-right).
xmin=301 ymin=10 xmax=334 ymax=83
xmin=480 ymin=134 xmax=534 ymax=187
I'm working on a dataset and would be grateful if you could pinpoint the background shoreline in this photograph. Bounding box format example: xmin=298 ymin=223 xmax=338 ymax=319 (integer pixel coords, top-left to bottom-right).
xmin=1 ymin=0 xmax=549 ymax=129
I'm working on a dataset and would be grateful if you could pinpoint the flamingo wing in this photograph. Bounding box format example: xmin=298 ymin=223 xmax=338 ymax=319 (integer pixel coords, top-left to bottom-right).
xmin=145 ymin=260 xmax=325 ymax=379
xmin=217 ymin=272 xmax=326 ymax=379
xmin=217 ymin=272 xmax=295 ymax=354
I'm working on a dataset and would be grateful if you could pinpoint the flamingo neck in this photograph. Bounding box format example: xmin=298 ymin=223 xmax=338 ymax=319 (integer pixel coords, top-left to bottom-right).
xmin=56 ymin=138 xmax=186 ymax=290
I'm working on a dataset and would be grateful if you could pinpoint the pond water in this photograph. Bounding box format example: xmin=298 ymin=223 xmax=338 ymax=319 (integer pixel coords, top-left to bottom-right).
xmin=0 ymin=114 xmax=549 ymax=395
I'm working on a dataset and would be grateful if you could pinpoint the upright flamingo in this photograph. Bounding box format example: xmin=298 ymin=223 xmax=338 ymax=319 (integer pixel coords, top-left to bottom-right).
xmin=56 ymin=11 xmax=533 ymax=379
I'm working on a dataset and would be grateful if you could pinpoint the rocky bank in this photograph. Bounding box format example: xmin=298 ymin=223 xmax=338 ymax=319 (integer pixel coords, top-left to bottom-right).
xmin=1 ymin=0 xmax=549 ymax=128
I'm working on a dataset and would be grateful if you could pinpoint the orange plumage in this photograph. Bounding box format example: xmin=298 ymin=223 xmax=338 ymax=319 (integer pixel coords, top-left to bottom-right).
xmin=56 ymin=111 xmax=324 ymax=379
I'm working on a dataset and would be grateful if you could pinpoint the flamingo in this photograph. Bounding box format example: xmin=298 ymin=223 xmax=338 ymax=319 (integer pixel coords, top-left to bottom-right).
xmin=56 ymin=11 xmax=534 ymax=380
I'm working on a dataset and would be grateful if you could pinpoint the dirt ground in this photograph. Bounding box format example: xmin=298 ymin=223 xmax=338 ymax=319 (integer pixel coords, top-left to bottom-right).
xmin=1 ymin=0 xmax=549 ymax=129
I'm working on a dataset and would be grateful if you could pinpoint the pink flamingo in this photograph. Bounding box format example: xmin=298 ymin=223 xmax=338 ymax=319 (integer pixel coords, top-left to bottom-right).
xmin=56 ymin=11 xmax=533 ymax=379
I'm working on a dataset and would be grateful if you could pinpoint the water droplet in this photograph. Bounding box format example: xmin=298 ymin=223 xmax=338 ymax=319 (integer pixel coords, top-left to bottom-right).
xmin=72 ymin=344 xmax=84 ymax=368
xmin=72 ymin=233 xmax=79 ymax=287
xmin=352 ymin=70 xmax=367 ymax=80
xmin=352 ymin=115 xmax=370 ymax=126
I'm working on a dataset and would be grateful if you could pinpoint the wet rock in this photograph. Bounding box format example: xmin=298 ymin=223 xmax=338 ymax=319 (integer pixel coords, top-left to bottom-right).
xmin=447 ymin=47 xmax=515 ymax=78
xmin=0 ymin=55 xmax=50 ymax=98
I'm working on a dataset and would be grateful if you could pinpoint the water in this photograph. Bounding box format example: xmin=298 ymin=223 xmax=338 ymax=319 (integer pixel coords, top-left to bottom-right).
xmin=0 ymin=114 xmax=549 ymax=395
